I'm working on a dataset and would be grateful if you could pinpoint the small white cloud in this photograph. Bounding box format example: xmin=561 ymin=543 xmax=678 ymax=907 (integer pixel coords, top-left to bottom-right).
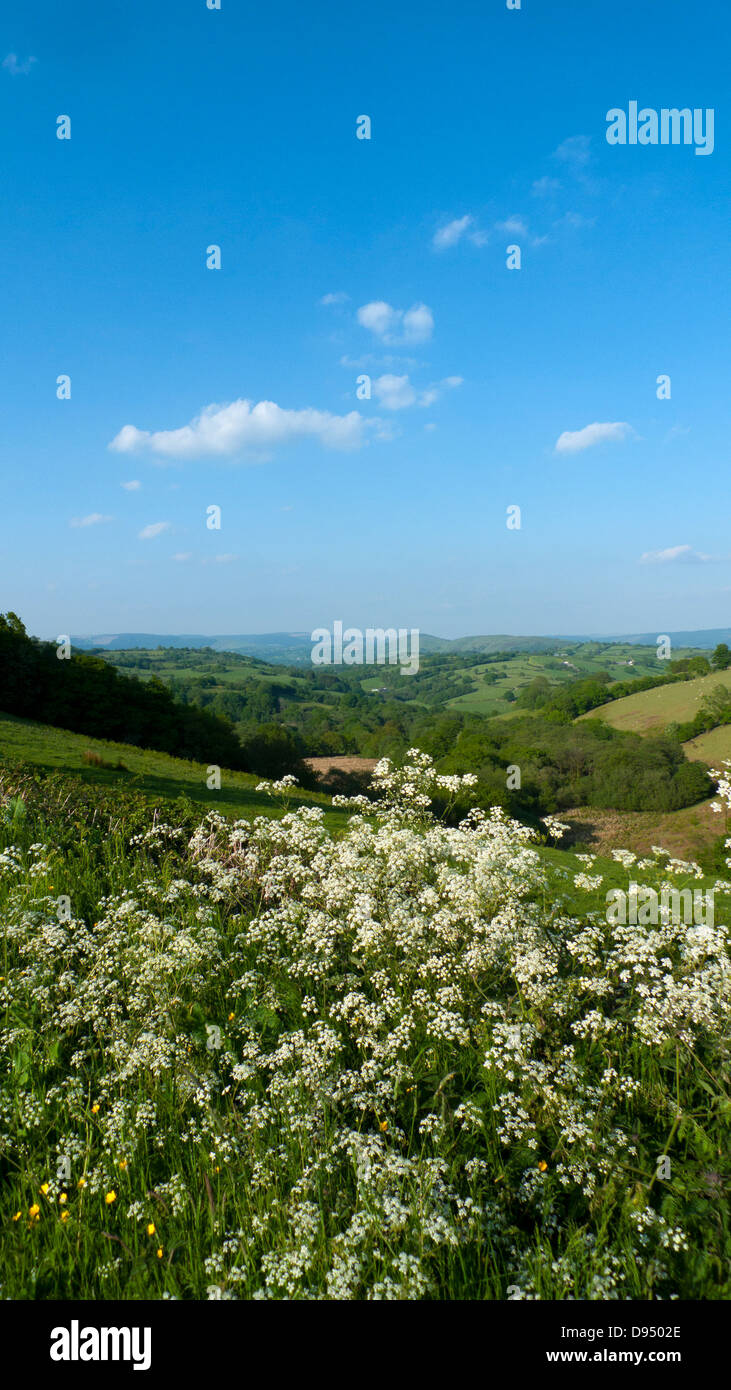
xmin=433 ymin=216 xmax=473 ymax=250
xmin=555 ymin=421 xmax=632 ymax=454
xmin=357 ymin=300 xmax=434 ymax=345
xmin=552 ymin=134 xmax=591 ymax=167
xmin=639 ymin=544 xmax=715 ymax=566
xmin=69 ymin=513 xmax=113 ymax=528
xmin=357 ymin=301 xmax=398 ymax=337
xmin=2 ymin=53 xmax=37 ymax=76
xmin=110 ymin=398 xmax=375 ymax=460
xmin=495 ymin=216 xmax=527 ymax=236
xmin=212 ymin=553 xmax=237 ymax=564
xmin=532 ymin=176 xmax=561 ymax=196
xmin=138 ymin=521 xmax=172 ymax=540
xmin=172 ymin=552 xmax=192 ymax=562
xmin=319 ymin=291 xmax=349 ymax=306
xmin=372 ymin=374 xmax=418 ymax=410
xmin=432 ymin=216 xmax=488 ymax=250
xmin=121 ymin=479 xmax=141 ymax=491
xmin=553 ymin=211 xmax=595 ymax=230
xmin=664 ymin=424 xmax=691 ymax=442
xmin=371 ymin=373 xmax=462 ymax=411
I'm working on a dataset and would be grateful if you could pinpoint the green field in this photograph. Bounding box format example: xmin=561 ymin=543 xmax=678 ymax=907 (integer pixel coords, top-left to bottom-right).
xmin=445 ymin=643 xmax=697 ymax=716
xmin=683 ymin=725 xmax=731 ymax=765
xmin=580 ymin=668 xmax=731 ymax=734
xmin=0 ymin=714 xmax=349 ymax=831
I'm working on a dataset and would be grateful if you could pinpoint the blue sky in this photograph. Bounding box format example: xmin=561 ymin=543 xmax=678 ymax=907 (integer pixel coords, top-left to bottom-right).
xmin=1 ymin=0 xmax=729 ymax=641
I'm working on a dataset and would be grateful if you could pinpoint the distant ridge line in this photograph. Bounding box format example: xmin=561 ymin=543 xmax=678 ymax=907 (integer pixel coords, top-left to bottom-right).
xmin=64 ymin=627 xmax=731 ymax=664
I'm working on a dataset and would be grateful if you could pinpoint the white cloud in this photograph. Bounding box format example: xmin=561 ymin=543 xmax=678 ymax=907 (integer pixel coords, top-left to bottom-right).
xmin=319 ymin=291 xmax=349 ymax=306
xmin=532 ymin=176 xmax=561 ymax=196
xmin=110 ymin=398 xmax=373 ymax=460
xmin=357 ymin=301 xmax=397 ymax=337
xmin=2 ymin=53 xmax=36 ymax=76
xmin=372 ymin=374 xmax=418 ymax=410
xmin=121 ymin=479 xmax=141 ymax=491
xmin=664 ymin=424 xmax=691 ymax=442
xmin=433 ymin=216 xmax=474 ymax=250
xmin=432 ymin=215 xmax=489 ymax=250
xmin=69 ymin=513 xmax=113 ymax=528
xmin=172 ymin=552 xmax=192 ymax=563
xmin=371 ymin=374 xmax=462 ymax=411
xmin=639 ymin=544 xmax=715 ymax=566
xmin=357 ymin=300 xmax=434 ymax=345
xmin=553 ymin=211 xmax=595 ymax=230
xmin=552 ymin=134 xmax=591 ymax=167
xmin=495 ymin=216 xmax=527 ymax=236
xmin=554 ymin=421 xmax=632 ymax=454
xmin=138 ymin=521 xmax=172 ymax=540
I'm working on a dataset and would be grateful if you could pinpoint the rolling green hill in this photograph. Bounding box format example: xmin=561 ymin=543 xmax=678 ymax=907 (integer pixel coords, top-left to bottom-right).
xmin=98 ymin=640 xmax=684 ymax=725
xmin=0 ymin=714 xmax=349 ymax=830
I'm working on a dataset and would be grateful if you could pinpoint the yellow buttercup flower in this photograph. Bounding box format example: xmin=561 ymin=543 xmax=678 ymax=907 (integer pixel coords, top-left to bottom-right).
xmin=29 ymin=1204 xmax=40 ymax=1218
xmin=379 ymin=1120 xmax=388 ymax=1132
xmin=58 ymin=1193 xmax=68 ymax=1204
xmin=105 ymin=1190 xmax=117 ymax=1205
xmin=91 ymin=1104 xmax=100 ymax=1115
xmin=147 ymin=1222 xmax=156 ymax=1237
xmin=156 ymin=1247 xmax=163 ymax=1258
xmin=118 ymin=1159 xmax=127 ymax=1170
xmin=12 ymin=1211 xmax=21 ymax=1222
xmin=228 ymin=1012 xmax=234 ymax=1021
xmin=40 ymin=1182 xmax=50 ymax=1196
xmin=538 ymin=1160 xmax=548 ymax=1172
xmin=77 ymin=1177 xmax=87 ymax=1189
xmin=60 ymin=1210 xmax=69 ymax=1223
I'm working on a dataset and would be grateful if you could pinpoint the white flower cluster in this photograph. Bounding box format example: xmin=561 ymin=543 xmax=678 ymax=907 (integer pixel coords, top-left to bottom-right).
xmin=0 ymin=751 xmax=728 ymax=1300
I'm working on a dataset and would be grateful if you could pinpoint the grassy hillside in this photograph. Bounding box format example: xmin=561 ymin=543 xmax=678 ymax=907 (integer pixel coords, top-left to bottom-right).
xmin=683 ymin=725 xmax=731 ymax=764
xmin=0 ymin=714 xmax=349 ymax=831
xmin=579 ymin=667 xmax=731 ymax=734
xmin=559 ymin=797 xmax=725 ymax=862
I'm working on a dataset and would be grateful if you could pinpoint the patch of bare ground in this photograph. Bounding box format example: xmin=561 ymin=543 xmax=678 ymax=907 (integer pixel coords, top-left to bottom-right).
xmin=305 ymin=756 xmax=378 ymax=797
xmin=560 ymin=798 xmax=727 ymax=859
xmin=305 ymin=756 xmax=379 ymax=776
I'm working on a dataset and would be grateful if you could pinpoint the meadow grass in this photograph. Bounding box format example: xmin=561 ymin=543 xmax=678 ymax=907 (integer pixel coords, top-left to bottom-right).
xmin=581 ymin=668 xmax=731 ymax=735
xmin=0 ymin=713 xmax=349 ymax=832
xmin=683 ymin=726 xmax=731 ymax=765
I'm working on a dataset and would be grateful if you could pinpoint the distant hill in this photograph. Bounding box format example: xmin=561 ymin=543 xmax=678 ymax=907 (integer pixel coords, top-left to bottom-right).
xmin=582 ymin=628 xmax=731 ymax=650
xmin=69 ymin=631 xmax=454 ymax=663
xmin=69 ymin=628 xmax=731 ymax=664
